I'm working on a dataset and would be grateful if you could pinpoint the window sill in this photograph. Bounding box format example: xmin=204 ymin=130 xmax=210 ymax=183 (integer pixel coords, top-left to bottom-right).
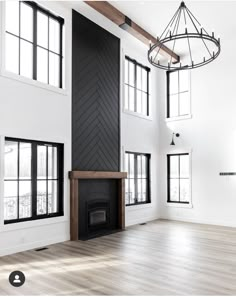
xmin=126 ymin=202 xmax=152 ymax=211
xmin=0 ymin=215 xmax=68 ymax=232
xmin=165 ymin=114 xmax=192 ymax=122
xmin=0 ymin=70 xmax=68 ymax=96
xmin=166 ymin=202 xmax=193 ymax=209
xmin=123 ymin=109 xmax=152 ymax=121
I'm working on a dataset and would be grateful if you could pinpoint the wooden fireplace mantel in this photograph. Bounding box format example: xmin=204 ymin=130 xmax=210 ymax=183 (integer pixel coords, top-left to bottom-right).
xmin=69 ymin=171 xmax=127 ymax=180
xmin=69 ymin=170 xmax=127 ymax=241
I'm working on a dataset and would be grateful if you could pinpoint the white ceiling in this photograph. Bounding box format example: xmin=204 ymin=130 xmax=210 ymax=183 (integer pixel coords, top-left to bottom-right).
xmin=110 ymin=1 xmax=235 ymax=41
xmin=108 ymin=1 xmax=235 ymax=64
xmin=66 ymin=0 xmax=235 ymax=64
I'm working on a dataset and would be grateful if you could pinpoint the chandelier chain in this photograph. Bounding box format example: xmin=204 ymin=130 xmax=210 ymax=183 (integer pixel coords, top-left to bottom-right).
xmin=170 ymin=6 xmax=182 ymax=65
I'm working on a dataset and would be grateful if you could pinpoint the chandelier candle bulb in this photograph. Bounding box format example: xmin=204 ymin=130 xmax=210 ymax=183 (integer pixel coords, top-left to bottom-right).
xmin=185 ymin=24 xmax=188 ymax=34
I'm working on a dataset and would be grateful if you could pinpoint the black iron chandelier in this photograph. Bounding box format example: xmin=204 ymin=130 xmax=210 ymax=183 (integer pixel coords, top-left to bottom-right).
xmin=148 ymin=1 xmax=221 ymax=70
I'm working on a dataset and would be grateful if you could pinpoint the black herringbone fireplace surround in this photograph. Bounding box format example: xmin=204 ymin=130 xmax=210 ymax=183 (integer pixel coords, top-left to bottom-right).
xmin=72 ymin=11 xmax=121 ymax=239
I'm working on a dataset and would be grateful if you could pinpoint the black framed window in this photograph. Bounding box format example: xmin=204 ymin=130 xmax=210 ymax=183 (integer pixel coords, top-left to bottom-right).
xmin=4 ymin=137 xmax=64 ymax=224
xmin=125 ymin=152 xmax=150 ymax=206
xmin=167 ymin=70 xmax=190 ymax=118
xmin=124 ymin=56 xmax=150 ymax=116
xmin=5 ymin=1 xmax=64 ymax=88
xmin=167 ymin=153 xmax=190 ymax=204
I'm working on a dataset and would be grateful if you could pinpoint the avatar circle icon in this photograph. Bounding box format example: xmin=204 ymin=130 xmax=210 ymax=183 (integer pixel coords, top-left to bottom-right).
xmin=9 ymin=271 xmax=25 ymax=287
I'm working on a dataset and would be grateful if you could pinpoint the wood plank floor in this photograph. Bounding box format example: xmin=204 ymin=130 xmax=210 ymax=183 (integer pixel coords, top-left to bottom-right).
xmin=1 ymin=219 xmax=236 ymax=295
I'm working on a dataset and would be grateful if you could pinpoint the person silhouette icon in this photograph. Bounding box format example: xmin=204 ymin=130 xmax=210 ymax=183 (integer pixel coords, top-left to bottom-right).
xmin=13 ymin=275 xmax=21 ymax=284
xmin=9 ymin=271 xmax=25 ymax=287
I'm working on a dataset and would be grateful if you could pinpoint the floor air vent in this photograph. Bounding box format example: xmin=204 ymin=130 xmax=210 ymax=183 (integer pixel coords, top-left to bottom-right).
xmin=35 ymin=247 xmax=48 ymax=252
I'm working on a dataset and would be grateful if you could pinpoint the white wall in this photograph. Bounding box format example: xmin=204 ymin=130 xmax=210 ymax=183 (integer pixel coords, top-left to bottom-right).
xmin=159 ymin=35 xmax=236 ymax=227
xmin=120 ymin=42 xmax=161 ymax=226
xmin=0 ymin=1 xmax=161 ymax=256
xmin=0 ymin=1 xmax=72 ymax=256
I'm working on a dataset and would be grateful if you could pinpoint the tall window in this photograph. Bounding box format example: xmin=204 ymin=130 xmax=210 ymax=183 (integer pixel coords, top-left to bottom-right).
xmin=125 ymin=152 xmax=150 ymax=206
xmin=167 ymin=153 xmax=190 ymax=204
xmin=4 ymin=137 xmax=64 ymax=224
xmin=167 ymin=70 xmax=190 ymax=118
xmin=5 ymin=1 xmax=64 ymax=88
xmin=124 ymin=56 xmax=150 ymax=116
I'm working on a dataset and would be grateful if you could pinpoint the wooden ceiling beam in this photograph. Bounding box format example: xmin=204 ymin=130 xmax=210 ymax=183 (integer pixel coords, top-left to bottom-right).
xmin=84 ymin=1 xmax=180 ymax=63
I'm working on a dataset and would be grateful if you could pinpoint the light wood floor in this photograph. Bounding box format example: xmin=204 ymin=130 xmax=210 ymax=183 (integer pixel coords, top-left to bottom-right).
xmin=1 ymin=219 xmax=236 ymax=295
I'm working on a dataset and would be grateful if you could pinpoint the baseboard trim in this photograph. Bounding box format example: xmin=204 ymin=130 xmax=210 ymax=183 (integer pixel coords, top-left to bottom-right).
xmin=160 ymin=215 xmax=236 ymax=228
xmin=126 ymin=215 xmax=160 ymax=227
xmin=0 ymin=235 xmax=70 ymax=257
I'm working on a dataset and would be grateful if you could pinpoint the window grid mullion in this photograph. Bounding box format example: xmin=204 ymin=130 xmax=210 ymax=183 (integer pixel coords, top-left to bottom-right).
xmin=32 ymin=143 xmax=37 ymax=217
xmin=47 ymin=16 xmax=50 ymax=85
xmin=147 ymin=71 xmax=149 ymax=116
xmin=142 ymin=156 xmax=144 ymax=202
xmin=167 ymin=72 xmax=170 ymax=118
xmin=128 ymin=61 xmax=130 ymax=111
xmin=4 ymin=30 xmax=62 ymax=57
xmin=124 ymin=83 xmax=149 ymax=95
xmin=169 ymin=90 xmax=189 ymax=96
xmin=126 ymin=154 xmax=130 ymax=204
xmin=147 ymin=155 xmax=150 ymax=202
xmin=140 ymin=155 xmax=143 ymax=202
xmin=125 ymin=152 xmax=150 ymax=206
xmin=134 ymin=64 xmax=137 ymax=113
xmin=5 ymin=2 xmax=63 ymax=88
xmin=17 ymin=142 xmax=20 ymax=219
xmin=59 ymin=19 xmax=63 ymax=88
xmin=4 ymin=139 xmax=64 ymax=224
xmin=178 ymin=155 xmax=181 ymax=202
xmin=46 ymin=146 xmax=49 ymax=215
xmin=136 ymin=155 xmax=138 ymax=202
xmin=142 ymin=155 xmax=145 ymax=202
xmin=134 ymin=155 xmax=137 ymax=202
xmin=125 ymin=57 xmax=150 ymax=116
xmin=178 ymin=71 xmax=180 ymax=117
xmin=167 ymin=71 xmax=191 ymax=118
xmin=33 ymin=6 xmax=37 ymax=80
xmin=167 ymin=154 xmax=190 ymax=204
xmin=18 ymin=2 xmax=21 ymax=76
xmin=140 ymin=67 xmax=143 ymax=114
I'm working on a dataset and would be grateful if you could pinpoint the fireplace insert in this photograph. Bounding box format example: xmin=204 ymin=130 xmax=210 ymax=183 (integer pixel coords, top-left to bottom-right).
xmin=79 ymin=179 xmax=119 ymax=240
xmin=87 ymin=199 xmax=110 ymax=231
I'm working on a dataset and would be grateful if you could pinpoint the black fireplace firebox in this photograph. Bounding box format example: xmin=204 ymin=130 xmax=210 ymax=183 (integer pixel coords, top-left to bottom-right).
xmin=87 ymin=200 xmax=110 ymax=231
xmin=69 ymin=171 xmax=126 ymax=241
xmin=79 ymin=179 xmax=119 ymax=240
